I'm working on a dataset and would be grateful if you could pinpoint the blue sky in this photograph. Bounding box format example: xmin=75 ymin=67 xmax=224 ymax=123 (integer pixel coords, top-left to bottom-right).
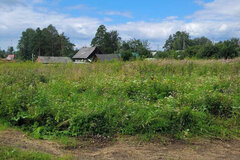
xmin=0 ymin=0 xmax=239 ymax=50
xmin=56 ymin=0 xmax=206 ymax=22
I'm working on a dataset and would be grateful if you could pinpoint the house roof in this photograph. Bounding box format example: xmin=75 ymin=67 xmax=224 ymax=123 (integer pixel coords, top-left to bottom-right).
xmin=7 ymin=55 xmax=14 ymax=58
xmin=96 ymin=54 xmax=120 ymax=61
xmin=73 ymin=47 xmax=97 ymax=59
xmin=38 ymin=56 xmax=72 ymax=64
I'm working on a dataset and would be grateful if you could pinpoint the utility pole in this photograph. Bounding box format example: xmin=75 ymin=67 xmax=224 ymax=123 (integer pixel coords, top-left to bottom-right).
xmin=61 ymin=36 xmax=64 ymax=56
xmin=183 ymin=38 xmax=186 ymax=50
xmin=52 ymin=39 xmax=54 ymax=57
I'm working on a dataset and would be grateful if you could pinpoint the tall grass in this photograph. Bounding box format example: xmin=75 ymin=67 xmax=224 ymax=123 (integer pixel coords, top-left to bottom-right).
xmin=0 ymin=59 xmax=240 ymax=139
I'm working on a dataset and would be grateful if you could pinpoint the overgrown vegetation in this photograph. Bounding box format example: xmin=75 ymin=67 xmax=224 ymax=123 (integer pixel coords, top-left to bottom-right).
xmin=0 ymin=59 xmax=240 ymax=139
xmin=2 ymin=25 xmax=240 ymax=61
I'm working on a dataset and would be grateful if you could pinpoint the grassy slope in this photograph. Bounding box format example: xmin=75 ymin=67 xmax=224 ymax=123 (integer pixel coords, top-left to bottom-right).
xmin=0 ymin=59 xmax=240 ymax=139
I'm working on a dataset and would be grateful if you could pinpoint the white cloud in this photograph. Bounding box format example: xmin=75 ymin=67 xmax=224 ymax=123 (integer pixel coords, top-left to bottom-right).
xmin=190 ymin=0 xmax=240 ymax=20
xmin=66 ymin=4 xmax=95 ymax=11
xmin=103 ymin=11 xmax=133 ymax=18
xmin=0 ymin=0 xmax=24 ymax=5
xmin=0 ymin=0 xmax=240 ymax=50
xmin=164 ymin=16 xmax=178 ymax=21
xmin=32 ymin=0 xmax=45 ymax=4
xmin=103 ymin=17 xmax=113 ymax=22
xmin=0 ymin=2 xmax=100 ymax=49
xmin=110 ymin=0 xmax=240 ymax=49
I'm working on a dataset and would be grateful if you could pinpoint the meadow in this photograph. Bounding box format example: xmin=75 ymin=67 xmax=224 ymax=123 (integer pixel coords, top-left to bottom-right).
xmin=0 ymin=59 xmax=240 ymax=139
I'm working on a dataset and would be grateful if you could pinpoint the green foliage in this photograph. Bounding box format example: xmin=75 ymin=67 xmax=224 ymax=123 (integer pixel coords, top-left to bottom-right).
xmin=0 ymin=60 xmax=240 ymax=139
xmin=161 ymin=31 xmax=239 ymax=59
xmin=91 ymin=25 xmax=121 ymax=54
xmin=163 ymin=31 xmax=192 ymax=51
xmin=217 ymin=40 xmax=239 ymax=59
xmin=17 ymin=28 xmax=36 ymax=60
xmin=121 ymin=49 xmax=133 ymax=61
xmin=119 ymin=39 xmax=152 ymax=59
xmin=0 ymin=119 xmax=11 ymax=131
xmin=0 ymin=49 xmax=7 ymax=58
xmin=0 ymin=146 xmax=72 ymax=160
xmin=196 ymin=43 xmax=218 ymax=58
xmin=17 ymin=25 xmax=75 ymax=61
xmin=192 ymin=37 xmax=212 ymax=46
xmin=204 ymin=93 xmax=233 ymax=117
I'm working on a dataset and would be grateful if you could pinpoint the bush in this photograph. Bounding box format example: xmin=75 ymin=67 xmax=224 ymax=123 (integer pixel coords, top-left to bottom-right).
xmin=204 ymin=93 xmax=233 ymax=117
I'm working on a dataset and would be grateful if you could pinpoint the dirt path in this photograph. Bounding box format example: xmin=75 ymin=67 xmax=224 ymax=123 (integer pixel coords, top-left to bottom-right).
xmin=1 ymin=130 xmax=240 ymax=160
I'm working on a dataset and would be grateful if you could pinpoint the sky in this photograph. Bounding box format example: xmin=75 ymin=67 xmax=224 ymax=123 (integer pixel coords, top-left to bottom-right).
xmin=0 ymin=0 xmax=240 ymax=50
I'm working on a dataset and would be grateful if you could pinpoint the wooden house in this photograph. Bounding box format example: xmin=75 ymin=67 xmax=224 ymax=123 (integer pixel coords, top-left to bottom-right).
xmin=72 ymin=47 xmax=103 ymax=63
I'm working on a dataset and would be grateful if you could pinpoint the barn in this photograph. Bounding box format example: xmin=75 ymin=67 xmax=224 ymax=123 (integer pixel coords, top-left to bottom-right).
xmin=37 ymin=56 xmax=72 ymax=64
xmin=95 ymin=54 xmax=120 ymax=62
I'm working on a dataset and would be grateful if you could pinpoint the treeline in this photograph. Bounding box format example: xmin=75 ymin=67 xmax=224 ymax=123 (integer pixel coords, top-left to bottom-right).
xmin=16 ymin=25 xmax=76 ymax=60
xmin=10 ymin=24 xmax=151 ymax=61
xmin=1 ymin=25 xmax=240 ymax=61
xmin=156 ymin=31 xmax=240 ymax=59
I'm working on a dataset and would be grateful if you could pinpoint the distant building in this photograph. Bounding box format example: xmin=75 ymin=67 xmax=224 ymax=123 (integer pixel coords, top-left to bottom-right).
xmin=96 ymin=54 xmax=120 ymax=62
xmin=145 ymin=58 xmax=157 ymax=61
xmin=72 ymin=47 xmax=103 ymax=63
xmin=6 ymin=55 xmax=14 ymax=61
xmin=132 ymin=52 xmax=139 ymax=58
xmin=151 ymin=51 xmax=157 ymax=56
xmin=37 ymin=56 xmax=72 ymax=64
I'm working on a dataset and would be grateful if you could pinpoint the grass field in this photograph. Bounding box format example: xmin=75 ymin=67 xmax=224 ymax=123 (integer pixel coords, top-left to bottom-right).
xmin=0 ymin=59 xmax=240 ymax=140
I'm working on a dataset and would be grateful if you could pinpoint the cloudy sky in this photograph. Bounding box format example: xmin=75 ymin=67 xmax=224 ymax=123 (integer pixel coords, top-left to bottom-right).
xmin=0 ymin=0 xmax=240 ymax=50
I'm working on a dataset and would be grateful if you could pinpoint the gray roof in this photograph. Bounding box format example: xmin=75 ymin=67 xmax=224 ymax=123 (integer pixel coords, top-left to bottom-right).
xmin=38 ymin=56 xmax=72 ymax=64
xmin=96 ymin=54 xmax=120 ymax=61
xmin=73 ymin=47 xmax=97 ymax=59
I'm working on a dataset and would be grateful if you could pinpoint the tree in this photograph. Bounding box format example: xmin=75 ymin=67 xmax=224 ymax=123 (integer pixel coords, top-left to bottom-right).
xmin=17 ymin=28 xmax=36 ymax=60
xmin=91 ymin=25 xmax=121 ymax=54
xmin=91 ymin=25 xmax=107 ymax=49
xmin=58 ymin=33 xmax=75 ymax=57
xmin=196 ymin=43 xmax=218 ymax=58
xmin=119 ymin=39 xmax=152 ymax=60
xmin=121 ymin=49 xmax=132 ymax=61
xmin=47 ymin=25 xmax=59 ymax=56
xmin=217 ymin=40 xmax=238 ymax=59
xmin=17 ymin=25 xmax=75 ymax=60
xmin=0 ymin=49 xmax=6 ymax=58
xmin=192 ymin=37 xmax=212 ymax=46
xmin=6 ymin=46 xmax=14 ymax=55
xmin=33 ymin=27 xmax=44 ymax=56
xmin=164 ymin=31 xmax=192 ymax=51
xmin=184 ymin=45 xmax=202 ymax=58
xmin=163 ymin=35 xmax=174 ymax=51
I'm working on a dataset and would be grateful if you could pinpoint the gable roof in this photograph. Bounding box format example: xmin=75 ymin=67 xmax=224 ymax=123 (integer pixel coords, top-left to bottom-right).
xmin=96 ymin=54 xmax=120 ymax=61
xmin=7 ymin=55 xmax=14 ymax=58
xmin=73 ymin=47 xmax=97 ymax=59
xmin=38 ymin=56 xmax=72 ymax=64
